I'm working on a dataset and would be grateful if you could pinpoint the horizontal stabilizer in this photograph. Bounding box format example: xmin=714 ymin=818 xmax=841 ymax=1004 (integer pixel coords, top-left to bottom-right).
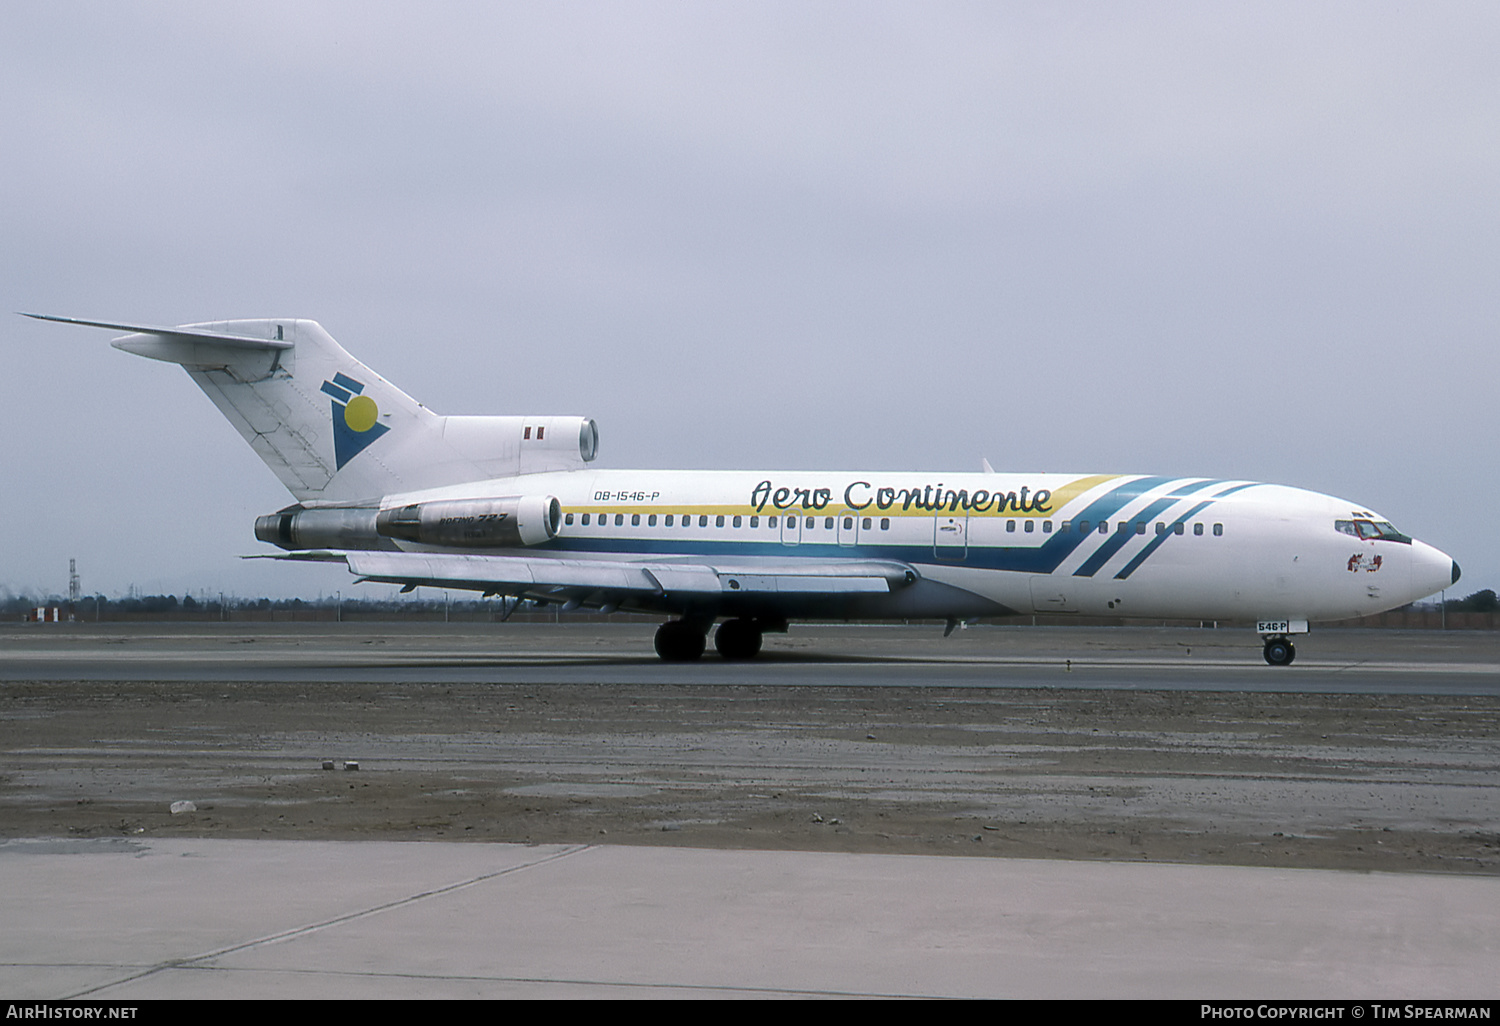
xmin=22 ymin=313 xmax=293 ymax=350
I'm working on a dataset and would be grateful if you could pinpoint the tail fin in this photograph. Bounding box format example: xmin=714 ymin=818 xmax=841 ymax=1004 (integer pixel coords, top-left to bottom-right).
xmin=26 ymin=315 xmax=597 ymax=503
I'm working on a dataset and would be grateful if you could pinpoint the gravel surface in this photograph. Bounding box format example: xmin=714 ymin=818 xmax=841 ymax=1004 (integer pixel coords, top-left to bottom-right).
xmin=2 ymin=623 xmax=1496 ymax=874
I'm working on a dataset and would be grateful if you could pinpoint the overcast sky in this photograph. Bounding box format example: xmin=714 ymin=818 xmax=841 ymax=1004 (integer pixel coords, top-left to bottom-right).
xmin=2 ymin=1 xmax=1495 ymax=602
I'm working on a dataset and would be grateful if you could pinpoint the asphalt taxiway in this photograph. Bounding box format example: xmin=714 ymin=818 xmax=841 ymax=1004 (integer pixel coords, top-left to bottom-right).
xmin=2 ymin=622 xmax=1497 ymax=998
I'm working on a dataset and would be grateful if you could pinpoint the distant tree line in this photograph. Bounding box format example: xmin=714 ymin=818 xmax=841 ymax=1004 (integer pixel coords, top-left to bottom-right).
xmin=0 ymin=592 xmax=513 ymax=619
xmin=4 ymin=589 xmax=1497 ymax=623
xmin=1443 ymin=589 xmax=1498 ymax=613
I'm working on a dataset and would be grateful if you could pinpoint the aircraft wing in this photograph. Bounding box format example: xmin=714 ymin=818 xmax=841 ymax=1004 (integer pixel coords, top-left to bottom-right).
xmin=276 ymin=550 xmax=915 ymax=601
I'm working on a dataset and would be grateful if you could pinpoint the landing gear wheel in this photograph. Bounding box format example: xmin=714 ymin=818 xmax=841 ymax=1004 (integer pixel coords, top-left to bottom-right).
xmin=1262 ymin=638 xmax=1296 ymax=666
xmin=654 ymin=621 xmax=706 ymax=662
xmin=714 ymin=619 xmax=764 ymax=660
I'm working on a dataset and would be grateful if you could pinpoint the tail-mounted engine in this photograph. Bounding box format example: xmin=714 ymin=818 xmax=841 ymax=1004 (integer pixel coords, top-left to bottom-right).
xmin=375 ymin=496 xmax=561 ymax=547
xmin=439 ymin=415 xmax=599 ymax=478
xmin=256 ymin=496 xmax=561 ymax=551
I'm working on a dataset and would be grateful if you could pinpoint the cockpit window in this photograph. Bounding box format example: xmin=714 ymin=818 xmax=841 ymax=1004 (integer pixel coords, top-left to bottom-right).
xmin=1335 ymin=519 xmax=1411 ymax=544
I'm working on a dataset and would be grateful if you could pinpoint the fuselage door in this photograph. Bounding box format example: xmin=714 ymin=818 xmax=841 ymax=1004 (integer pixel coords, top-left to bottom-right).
xmin=836 ymin=511 xmax=859 ymax=548
xmin=934 ymin=514 xmax=968 ymax=562
xmin=780 ymin=512 xmax=802 ymax=546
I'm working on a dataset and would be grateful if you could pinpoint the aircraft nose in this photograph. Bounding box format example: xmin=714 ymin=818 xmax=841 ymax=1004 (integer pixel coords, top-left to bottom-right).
xmin=1409 ymin=539 xmax=1459 ymax=601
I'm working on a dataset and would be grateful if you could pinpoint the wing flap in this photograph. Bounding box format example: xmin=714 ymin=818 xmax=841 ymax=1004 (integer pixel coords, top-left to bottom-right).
xmin=345 ymin=552 xmax=656 ymax=593
xmin=334 ymin=551 xmax=914 ymax=598
xmin=719 ymin=574 xmax=889 ymax=594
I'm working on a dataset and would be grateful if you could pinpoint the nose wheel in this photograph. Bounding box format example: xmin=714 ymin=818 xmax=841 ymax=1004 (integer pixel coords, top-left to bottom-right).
xmin=1262 ymin=637 xmax=1296 ymax=666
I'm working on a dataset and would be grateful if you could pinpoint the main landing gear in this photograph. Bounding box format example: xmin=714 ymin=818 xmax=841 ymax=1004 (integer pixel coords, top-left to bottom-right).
xmin=713 ymin=618 xmax=763 ymax=660
xmin=1262 ymin=636 xmax=1296 ymax=666
xmin=654 ymin=618 xmax=781 ymax=661
xmin=654 ymin=620 xmax=707 ymax=662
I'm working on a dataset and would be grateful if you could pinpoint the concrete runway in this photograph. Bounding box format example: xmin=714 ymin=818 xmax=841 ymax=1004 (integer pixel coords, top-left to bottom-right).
xmin=4 ymin=837 xmax=1499 ymax=999
xmin=3 ymin=621 xmax=1498 ymax=692
xmin=2 ymin=622 xmax=1498 ymax=999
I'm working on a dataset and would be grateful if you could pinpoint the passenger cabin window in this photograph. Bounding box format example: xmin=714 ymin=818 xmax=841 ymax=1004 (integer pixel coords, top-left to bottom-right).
xmin=665 ymin=514 xmax=674 ymax=526
xmin=1173 ymin=523 xmax=1184 ymax=535
xmin=1042 ymin=521 xmax=1052 ymax=533
xmin=614 ymin=514 xmax=624 ymax=527
xmin=1194 ymin=523 xmax=1204 ymax=536
xmin=716 ymin=515 xmax=725 ymax=527
xmin=733 ymin=515 xmax=742 ymax=527
xmin=565 ymin=513 xmax=574 ymax=526
xmin=1213 ymin=523 xmax=1223 ymax=536
xmin=699 ymin=515 xmax=708 ymax=527
xmin=631 ymin=513 xmax=640 ymax=526
xmin=880 ymin=518 xmax=890 ymax=530
xmin=1024 ymin=520 xmax=1034 ymax=533
xmin=1006 ymin=521 xmax=1016 ymax=533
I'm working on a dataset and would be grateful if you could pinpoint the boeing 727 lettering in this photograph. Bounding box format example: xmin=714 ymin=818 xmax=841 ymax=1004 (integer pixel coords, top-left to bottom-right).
xmin=30 ymin=314 xmax=1461 ymax=664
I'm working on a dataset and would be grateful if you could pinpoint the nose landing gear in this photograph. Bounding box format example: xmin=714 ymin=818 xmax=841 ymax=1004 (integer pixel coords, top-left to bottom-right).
xmin=1262 ymin=637 xmax=1296 ymax=666
xmin=1256 ymin=619 xmax=1306 ymax=667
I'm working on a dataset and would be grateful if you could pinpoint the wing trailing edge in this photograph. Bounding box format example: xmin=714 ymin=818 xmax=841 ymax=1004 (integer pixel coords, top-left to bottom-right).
xmin=268 ymin=550 xmax=915 ymax=599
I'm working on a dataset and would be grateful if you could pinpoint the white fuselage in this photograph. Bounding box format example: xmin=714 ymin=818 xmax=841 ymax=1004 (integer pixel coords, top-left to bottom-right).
xmin=373 ymin=469 xmax=1457 ymax=624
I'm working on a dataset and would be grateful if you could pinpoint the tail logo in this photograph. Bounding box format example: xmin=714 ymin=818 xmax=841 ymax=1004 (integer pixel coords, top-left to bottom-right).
xmin=320 ymin=372 xmax=390 ymax=469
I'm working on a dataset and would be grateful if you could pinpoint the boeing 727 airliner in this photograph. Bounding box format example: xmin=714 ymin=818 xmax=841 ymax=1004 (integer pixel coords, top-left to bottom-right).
xmin=30 ymin=314 xmax=1461 ymax=664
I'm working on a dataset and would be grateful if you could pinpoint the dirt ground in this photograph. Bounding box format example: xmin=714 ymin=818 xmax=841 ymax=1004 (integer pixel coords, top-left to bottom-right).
xmin=2 ymin=623 xmax=1498 ymax=875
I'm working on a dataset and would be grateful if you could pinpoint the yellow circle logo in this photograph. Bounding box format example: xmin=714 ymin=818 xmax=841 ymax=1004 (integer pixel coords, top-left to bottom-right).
xmin=343 ymin=394 xmax=379 ymax=433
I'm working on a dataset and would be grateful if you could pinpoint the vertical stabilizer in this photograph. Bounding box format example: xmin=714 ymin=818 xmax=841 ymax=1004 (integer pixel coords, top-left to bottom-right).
xmin=28 ymin=313 xmax=600 ymax=502
xmin=154 ymin=319 xmax=437 ymax=502
xmin=28 ymin=315 xmax=438 ymax=502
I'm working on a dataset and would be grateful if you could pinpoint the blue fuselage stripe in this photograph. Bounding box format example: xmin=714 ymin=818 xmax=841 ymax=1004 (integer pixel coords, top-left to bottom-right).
xmin=1113 ymin=500 xmax=1216 ymax=580
xmin=1072 ymin=495 xmax=1182 ymax=577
